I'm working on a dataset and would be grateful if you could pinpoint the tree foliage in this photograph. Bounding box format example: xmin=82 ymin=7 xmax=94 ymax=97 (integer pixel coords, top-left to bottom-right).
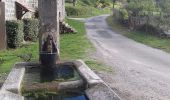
xmin=114 ymin=0 xmax=170 ymax=33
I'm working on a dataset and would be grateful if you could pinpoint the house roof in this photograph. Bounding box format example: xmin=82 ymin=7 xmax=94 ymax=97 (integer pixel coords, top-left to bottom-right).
xmin=15 ymin=1 xmax=35 ymax=12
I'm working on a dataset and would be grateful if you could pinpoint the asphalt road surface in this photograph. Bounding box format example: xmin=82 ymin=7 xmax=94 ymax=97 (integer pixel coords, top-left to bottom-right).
xmin=85 ymin=15 xmax=170 ymax=100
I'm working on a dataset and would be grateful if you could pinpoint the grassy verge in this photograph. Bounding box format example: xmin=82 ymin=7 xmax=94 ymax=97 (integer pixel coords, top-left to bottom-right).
xmin=0 ymin=19 xmax=112 ymax=74
xmin=0 ymin=43 xmax=39 ymax=73
xmin=60 ymin=19 xmax=94 ymax=60
xmin=70 ymin=7 xmax=112 ymax=18
xmin=106 ymin=15 xmax=170 ymax=53
xmin=66 ymin=3 xmax=112 ymax=18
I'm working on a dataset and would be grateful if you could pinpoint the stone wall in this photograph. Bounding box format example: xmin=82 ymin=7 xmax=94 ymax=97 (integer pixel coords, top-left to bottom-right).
xmin=58 ymin=0 xmax=65 ymax=21
xmin=2 ymin=0 xmax=16 ymax=20
xmin=26 ymin=0 xmax=38 ymax=9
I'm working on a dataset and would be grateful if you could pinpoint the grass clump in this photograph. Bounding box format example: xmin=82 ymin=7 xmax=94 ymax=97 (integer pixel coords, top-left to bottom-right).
xmin=85 ymin=60 xmax=113 ymax=73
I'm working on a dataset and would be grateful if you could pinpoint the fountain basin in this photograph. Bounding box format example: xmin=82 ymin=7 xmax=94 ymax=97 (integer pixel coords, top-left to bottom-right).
xmin=1 ymin=60 xmax=121 ymax=100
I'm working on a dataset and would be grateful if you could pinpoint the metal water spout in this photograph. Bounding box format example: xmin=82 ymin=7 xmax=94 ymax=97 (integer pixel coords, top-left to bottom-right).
xmin=42 ymin=34 xmax=57 ymax=53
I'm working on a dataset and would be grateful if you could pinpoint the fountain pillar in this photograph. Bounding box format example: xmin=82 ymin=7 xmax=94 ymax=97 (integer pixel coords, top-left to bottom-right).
xmin=38 ymin=0 xmax=60 ymax=66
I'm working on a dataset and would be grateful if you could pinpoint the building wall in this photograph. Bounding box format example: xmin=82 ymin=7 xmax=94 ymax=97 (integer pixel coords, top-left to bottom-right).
xmin=26 ymin=0 xmax=38 ymax=9
xmin=1 ymin=0 xmax=34 ymax=20
xmin=2 ymin=0 xmax=16 ymax=20
xmin=58 ymin=0 xmax=65 ymax=21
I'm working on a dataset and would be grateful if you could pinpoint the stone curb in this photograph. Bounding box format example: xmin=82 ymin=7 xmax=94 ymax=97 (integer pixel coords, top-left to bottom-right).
xmin=73 ymin=60 xmax=104 ymax=87
xmin=1 ymin=63 xmax=25 ymax=94
xmin=73 ymin=60 xmax=121 ymax=100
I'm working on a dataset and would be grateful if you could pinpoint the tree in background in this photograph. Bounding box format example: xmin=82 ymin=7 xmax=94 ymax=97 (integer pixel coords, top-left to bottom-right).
xmin=156 ymin=0 xmax=170 ymax=31
xmin=113 ymin=0 xmax=170 ymax=34
xmin=127 ymin=0 xmax=157 ymax=31
xmin=73 ymin=0 xmax=77 ymax=6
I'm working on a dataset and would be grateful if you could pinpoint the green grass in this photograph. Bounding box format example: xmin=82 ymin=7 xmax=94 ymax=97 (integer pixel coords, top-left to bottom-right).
xmin=0 ymin=43 xmax=39 ymax=73
xmin=0 ymin=19 xmax=112 ymax=74
xmin=66 ymin=3 xmax=112 ymax=18
xmin=85 ymin=60 xmax=113 ymax=73
xmin=60 ymin=19 xmax=94 ymax=60
xmin=90 ymin=7 xmax=112 ymax=17
xmin=106 ymin=15 xmax=170 ymax=53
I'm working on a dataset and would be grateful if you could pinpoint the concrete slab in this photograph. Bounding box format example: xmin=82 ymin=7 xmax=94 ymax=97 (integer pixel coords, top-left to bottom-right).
xmin=74 ymin=60 xmax=104 ymax=87
xmin=0 ymin=90 xmax=24 ymax=100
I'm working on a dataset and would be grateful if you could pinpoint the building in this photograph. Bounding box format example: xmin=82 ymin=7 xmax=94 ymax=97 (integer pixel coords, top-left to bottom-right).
xmin=26 ymin=0 xmax=38 ymax=9
xmin=0 ymin=0 xmax=35 ymax=50
xmin=0 ymin=0 xmax=34 ymax=20
xmin=59 ymin=0 xmax=65 ymax=21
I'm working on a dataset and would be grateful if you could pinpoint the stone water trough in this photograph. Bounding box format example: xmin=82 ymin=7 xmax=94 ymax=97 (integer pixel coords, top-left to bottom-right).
xmin=0 ymin=60 xmax=121 ymax=100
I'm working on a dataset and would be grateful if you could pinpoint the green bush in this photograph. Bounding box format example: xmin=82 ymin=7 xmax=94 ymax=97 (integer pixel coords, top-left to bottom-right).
xmin=65 ymin=6 xmax=89 ymax=16
xmin=6 ymin=20 xmax=24 ymax=48
xmin=23 ymin=19 xmax=39 ymax=42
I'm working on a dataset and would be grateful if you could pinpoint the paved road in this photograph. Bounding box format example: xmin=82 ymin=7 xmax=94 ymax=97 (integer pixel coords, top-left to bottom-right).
xmin=85 ymin=15 xmax=170 ymax=100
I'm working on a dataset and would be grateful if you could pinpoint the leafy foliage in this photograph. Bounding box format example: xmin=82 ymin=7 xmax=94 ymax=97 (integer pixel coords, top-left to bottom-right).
xmin=114 ymin=0 xmax=170 ymax=34
xmin=23 ymin=19 xmax=39 ymax=42
xmin=65 ymin=6 xmax=89 ymax=16
xmin=6 ymin=20 xmax=24 ymax=48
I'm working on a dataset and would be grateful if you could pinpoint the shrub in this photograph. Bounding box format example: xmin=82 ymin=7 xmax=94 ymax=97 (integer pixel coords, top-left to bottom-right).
xmin=23 ymin=19 xmax=39 ymax=42
xmin=6 ymin=20 xmax=24 ymax=48
xmin=65 ymin=6 xmax=89 ymax=16
xmin=138 ymin=24 xmax=159 ymax=35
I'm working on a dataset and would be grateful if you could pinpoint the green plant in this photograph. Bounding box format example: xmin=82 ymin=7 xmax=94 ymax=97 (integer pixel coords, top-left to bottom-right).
xmin=65 ymin=6 xmax=89 ymax=16
xmin=23 ymin=19 xmax=39 ymax=42
xmin=6 ymin=20 xmax=24 ymax=48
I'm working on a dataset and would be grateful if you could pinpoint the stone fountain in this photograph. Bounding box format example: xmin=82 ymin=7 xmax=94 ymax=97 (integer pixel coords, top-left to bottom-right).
xmin=0 ymin=0 xmax=121 ymax=100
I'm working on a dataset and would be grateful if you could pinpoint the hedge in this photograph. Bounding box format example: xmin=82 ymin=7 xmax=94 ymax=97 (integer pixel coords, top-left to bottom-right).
xmin=23 ymin=19 xmax=39 ymax=42
xmin=65 ymin=6 xmax=89 ymax=16
xmin=6 ymin=20 xmax=24 ymax=48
